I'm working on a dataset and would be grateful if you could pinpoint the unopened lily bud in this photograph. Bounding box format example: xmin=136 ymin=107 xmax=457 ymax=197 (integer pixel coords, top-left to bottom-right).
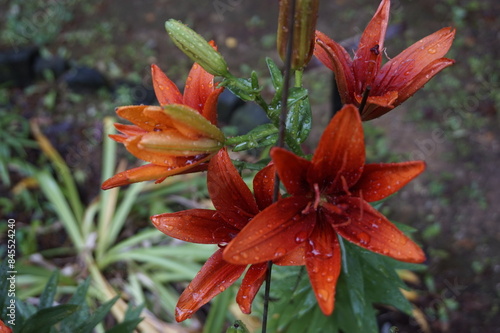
xmin=165 ymin=19 xmax=230 ymax=77
xmin=277 ymin=0 xmax=319 ymax=70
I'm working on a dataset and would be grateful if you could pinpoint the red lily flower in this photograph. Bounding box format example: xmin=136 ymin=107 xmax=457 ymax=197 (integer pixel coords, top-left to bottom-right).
xmin=101 ymin=59 xmax=224 ymax=190
xmin=314 ymin=0 xmax=455 ymax=120
xmin=224 ymin=104 xmax=426 ymax=315
xmin=0 ymin=320 xmax=12 ymax=333
xmin=151 ymin=149 xmax=303 ymax=322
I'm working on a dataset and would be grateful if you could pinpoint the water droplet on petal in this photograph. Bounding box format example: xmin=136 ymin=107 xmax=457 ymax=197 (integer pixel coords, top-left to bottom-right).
xmin=428 ymin=48 xmax=437 ymax=54
xmin=241 ymin=252 xmax=249 ymax=259
xmin=165 ymin=225 xmax=174 ymax=231
xmin=358 ymin=232 xmax=371 ymax=245
xmin=232 ymin=254 xmax=241 ymax=261
xmin=219 ymin=286 xmax=226 ymax=292
xmin=274 ymin=247 xmax=286 ymax=258
xmin=318 ymin=288 xmax=329 ymax=301
xmin=295 ymin=231 xmax=308 ymax=243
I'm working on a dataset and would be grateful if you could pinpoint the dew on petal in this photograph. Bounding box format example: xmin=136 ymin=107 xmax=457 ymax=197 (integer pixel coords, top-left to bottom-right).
xmin=165 ymin=225 xmax=174 ymax=231
xmin=428 ymin=48 xmax=437 ymax=54
xmin=219 ymin=286 xmax=226 ymax=292
xmin=318 ymin=288 xmax=329 ymax=301
xmin=295 ymin=231 xmax=308 ymax=243
xmin=232 ymin=254 xmax=241 ymax=261
xmin=358 ymin=232 xmax=371 ymax=245
xmin=274 ymin=247 xmax=287 ymax=258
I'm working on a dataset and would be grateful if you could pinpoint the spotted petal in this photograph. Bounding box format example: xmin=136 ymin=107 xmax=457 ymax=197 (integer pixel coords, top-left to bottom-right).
xmin=305 ymin=223 xmax=342 ymax=315
xmin=334 ymin=197 xmax=425 ymax=263
xmin=314 ymin=30 xmax=355 ymax=104
xmin=352 ymin=0 xmax=390 ymax=90
xmin=208 ymin=149 xmax=260 ymax=230
xmin=350 ymin=161 xmax=426 ymax=202
xmin=236 ymin=262 xmax=268 ymax=314
xmin=308 ymin=105 xmax=365 ymax=193
xmin=271 ymin=147 xmax=311 ymax=196
xmin=151 ymin=210 xmax=239 ymax=244
xmin=223 ymin=196 xmax=315 ymax=265
xmin=151 ymin=64 xmax=183 ymax=106
xmin=175 ymin=249 xmax=246 ymax=322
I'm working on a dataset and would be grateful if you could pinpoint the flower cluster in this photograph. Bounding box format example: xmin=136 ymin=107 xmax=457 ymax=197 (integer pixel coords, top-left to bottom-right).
xmin=102 ymin=0 xmax=455 ymax=324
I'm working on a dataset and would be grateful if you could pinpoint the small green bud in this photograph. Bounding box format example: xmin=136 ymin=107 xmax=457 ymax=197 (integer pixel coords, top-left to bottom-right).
xmin=165 ymin=19 xmax=230 ymax=77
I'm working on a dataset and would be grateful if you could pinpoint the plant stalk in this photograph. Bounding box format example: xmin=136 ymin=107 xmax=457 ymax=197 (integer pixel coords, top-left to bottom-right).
xmin=263 ymin=0 xmax=297 ymax=332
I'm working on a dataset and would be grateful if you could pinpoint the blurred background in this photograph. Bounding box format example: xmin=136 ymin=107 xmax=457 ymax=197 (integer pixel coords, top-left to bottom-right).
xmin=1 ymin=0 xmax=499 ymax=332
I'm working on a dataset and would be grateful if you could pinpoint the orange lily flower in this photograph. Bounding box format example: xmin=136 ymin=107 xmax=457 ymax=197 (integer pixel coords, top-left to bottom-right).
xmin=101 ymin=61 xmax=224 ymax=190
xmin=224 ymin=104 xmax=426 ymax=315
xmin=314 ymin=0 xmax=455 ymax=120
xmin=151 ymin=149 xmax=303 ymax=321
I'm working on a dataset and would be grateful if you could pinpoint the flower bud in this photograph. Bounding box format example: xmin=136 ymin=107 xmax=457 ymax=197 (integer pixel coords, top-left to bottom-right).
xmin=277 ymin=0 xmax=319 ymax=70
xmin=165 ymin=19 xmax=230 ymax=77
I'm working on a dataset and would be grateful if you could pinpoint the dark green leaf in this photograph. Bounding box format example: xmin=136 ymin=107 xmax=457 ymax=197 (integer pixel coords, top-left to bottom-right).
xmin=19 ymin=305 xmax=79 ymax=333
xmin=286 ymin=96 xmax=311 ymax=144
xmin=266 ymin=57 xmax=283 ymax=93
xmin=39 ymin=271 xmax=59 ymax=309
xmin=203 ymin=287 xmax=234 ymax=333
xmin=230 ymin=123 xmax=278 ymax=152
xmin=74 ymin=296 xmax=119 ymax=333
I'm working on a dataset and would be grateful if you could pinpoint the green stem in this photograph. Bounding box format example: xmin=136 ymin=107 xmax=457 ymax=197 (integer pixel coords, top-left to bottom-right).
xmin=263 ymin=0 xmax=297 ymax=332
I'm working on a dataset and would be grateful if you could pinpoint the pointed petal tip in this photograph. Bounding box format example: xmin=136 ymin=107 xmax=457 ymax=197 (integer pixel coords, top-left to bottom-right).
xmin=101 ymin=175 xmax=129 ymax=190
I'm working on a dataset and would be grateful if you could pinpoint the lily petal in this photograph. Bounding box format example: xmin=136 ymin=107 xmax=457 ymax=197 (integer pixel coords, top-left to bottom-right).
xmin=273 ymin=243 xmax=306 ymax=266
xmin=101 ymin=159 xmax=210 ymax=190
xmin=253 ymin=163 xmax=277 ymax=211
xmin=223 ymin=196 xmax=315 ymax=265
xmin=352 ymin=0 xmax=390 ymax=90
xmin=334 ymin=197 xmax=426 ymax=263
xmin=208 ymin=149 xmax=260 ymax=230
xmin=356 ymin=91 xmax=398 ymax=121
xmin=374 ymin=27 xmax=456 ymax=95
xmin=151 ymin=64 xmax=183 ymax=106
xmin=201 ymin=87 xmax=225 ymax=125
xmin=236 ymin=262 xmax=268 ymax=314
xmin=314 ymin=30 xmax=355 ymax=104
xmin=114 ymin=123 xmax=147 ymax=137
xmin=175 ymin=249 xmax=246 ymax=322
xmin=183 ymin=62 xmax=215 ymax=113
xmin=350 ymin=161 xmax=426 ymax=202
xmin=305 ymin=222 xmax=341 ymax=315
xmin=308 ymin=105 xmax=365 ymax=193
xmin=151 ymin=210 xmax=240 ymax=244
xmin=396 ymin=57 xmax=455 ymax=107
xmin=271 ymin=147 xmax=311 ymax=196
xmin=116 ymin=105 xmax=163 ymax=132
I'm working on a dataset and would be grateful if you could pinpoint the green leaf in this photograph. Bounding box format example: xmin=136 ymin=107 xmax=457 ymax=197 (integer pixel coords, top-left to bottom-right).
xmin=226 ymin=320 xmax=250 ymax=333
xmin=229 ymin=123 xmax=278 ymax=152
xmin=220 ymin=77 xmax=261 ymax=101
xmin=59 ymin=278 xmax=92 ymax=333
xmin=266 ymin=57 xmax=283 ymax=94
xmin=203 ymin=287 xmax=234 ymax=333
xmin=286 ymin=95 xmax=311 ymax=144
xmin=74 ymin=296 xmax=119 ymax=333
xmin=19 ymin=305 xmax=79 ymax=333
xmin=39 ymin=271 xmax=59 ymax=309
